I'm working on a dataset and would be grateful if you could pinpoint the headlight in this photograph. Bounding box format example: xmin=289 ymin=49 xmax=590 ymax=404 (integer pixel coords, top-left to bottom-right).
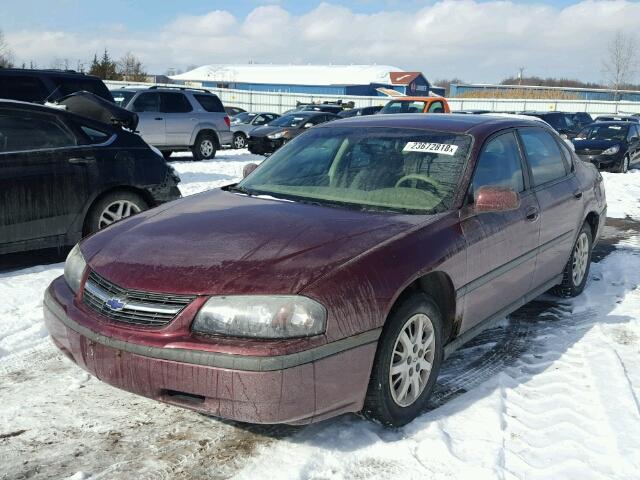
xmin=603 ymin=145 xmax=620 ymax=155
xmin=267 ymin=131 xmax=286 ymax=140
xmin=64 ymin=244 xmax=87 ymax=294
xmin=192 ymin=295 xmax=326 ymax=339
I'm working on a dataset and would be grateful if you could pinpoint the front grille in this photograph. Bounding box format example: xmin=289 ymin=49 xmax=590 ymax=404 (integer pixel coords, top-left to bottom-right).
xmin=82 ymin=271 xmax=196 ymax=328
xmin=576 ymin=149 xmax=604 ymax=156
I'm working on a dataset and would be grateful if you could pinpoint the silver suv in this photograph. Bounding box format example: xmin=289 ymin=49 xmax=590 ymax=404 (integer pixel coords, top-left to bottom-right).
xmin=112 ymin=86 xmax=232 ymax=160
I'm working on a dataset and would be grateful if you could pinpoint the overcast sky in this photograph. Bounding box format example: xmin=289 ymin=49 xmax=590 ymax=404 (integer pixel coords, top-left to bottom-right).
xmin=2 ymin=0 xmax=639 ymax=84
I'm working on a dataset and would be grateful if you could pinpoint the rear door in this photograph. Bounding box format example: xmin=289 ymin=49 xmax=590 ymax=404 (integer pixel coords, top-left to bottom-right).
xmin=517 ymin=127 xmax=582 ymax=289
xmin=0 ymin=108 xmax=93 ymax=247
xmin=459 ymin=131 xmax=541 ymax=332
xmin=130 ymin=92 xmax=165 ymax=145
xmin=628 ymin=125 xmax=640 ymax=165
xmin=160 ymin=92 xmax=194 ymax=146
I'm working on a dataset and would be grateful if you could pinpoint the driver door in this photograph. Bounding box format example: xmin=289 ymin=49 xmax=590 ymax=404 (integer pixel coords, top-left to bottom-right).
xmin=459 ymin=131 xmax=541 ymax=333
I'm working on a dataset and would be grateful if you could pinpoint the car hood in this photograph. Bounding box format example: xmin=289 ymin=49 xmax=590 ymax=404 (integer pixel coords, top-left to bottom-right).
xmin=81 ymin=189 xmax=424 ymax=295
xmin=250 ymin=125 xmax=290 ymax=137
xmin=573 ymin=138 xmax=623 ymax=151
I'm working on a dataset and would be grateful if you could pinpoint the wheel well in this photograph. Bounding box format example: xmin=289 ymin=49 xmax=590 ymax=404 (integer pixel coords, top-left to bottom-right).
xmin=195 ymin=129 xmax=220 ymax=147
xmin=585 ymin=211 xmax=600 ymax=240
xmin=389 ymin=271 xmax=457 ymax=342
xmin=82 ymin=186 xmax=153 ymax=235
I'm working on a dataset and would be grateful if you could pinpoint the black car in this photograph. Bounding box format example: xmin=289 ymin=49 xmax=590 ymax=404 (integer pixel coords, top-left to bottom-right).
xmin=519 ymin=111 xmax=581 ymax=138
xmin=569 ymin=112 xmax=594 ymax=130
xmin=225 ymin=106 xmax=246 ymax=117
xmin=0 ymin=98 xmax=181 ymax=255
xmin=572 ymin=121 xmax=640 ymax=173
xmin=337 ymin=106 xmax=383 ymax=118
xmin=594 ymin=115 xmax=639 ymax=123
xmin=247 ymin=111 xmax=339 ymax=155
xmin=0 ymin=68 xmax=114 ymax=103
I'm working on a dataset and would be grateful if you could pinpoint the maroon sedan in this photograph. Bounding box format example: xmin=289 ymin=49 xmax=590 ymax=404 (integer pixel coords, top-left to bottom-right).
xmin=44 ymin=114 xmax=606 ymax=426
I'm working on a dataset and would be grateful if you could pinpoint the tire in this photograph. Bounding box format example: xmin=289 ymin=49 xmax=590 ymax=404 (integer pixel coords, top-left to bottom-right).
xmin=84 ymin=191 xmax=148 ymax=235
xmin=551 ymin=222 xmax=593 ymax=297
xmin=363 ymin=293 xmax=444 ymax=427
xmin=619 ymin=155 xmax=630 ymax=173
xmin=192 ymin=132 xmax=218 ymax=161
xmin=161 ymin=150 xmax=172 ymax=160
xmin=232 ymin=133 xmax=247 ymax=149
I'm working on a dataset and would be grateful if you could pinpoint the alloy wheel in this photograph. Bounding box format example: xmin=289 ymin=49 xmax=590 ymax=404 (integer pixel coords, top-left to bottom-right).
xmin=572 ymin=232 xmax=589 ymax=286
xmin=200 ymin=139 xmax=214 ymax=157
xmin=623 ymin=156 xmax=630 ymax=173
xmin=389 ymin=313 xmax=436 ymax=407
xmin=233 ymin=135 xmax=246 ymax=149
xmin=99 ymin=200 xmax=141 ymax=229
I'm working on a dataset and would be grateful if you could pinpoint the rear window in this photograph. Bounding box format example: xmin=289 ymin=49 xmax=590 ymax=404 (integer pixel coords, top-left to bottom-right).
xmin=194 ymin=94 xmax=225 ymax=113
xmin=380 ymin=100 xmax=427 ymax=114
xmin=111 ymin=90 xmax=136 ymax=107
xmin=0 ymin=75 xmax=49 ymax=102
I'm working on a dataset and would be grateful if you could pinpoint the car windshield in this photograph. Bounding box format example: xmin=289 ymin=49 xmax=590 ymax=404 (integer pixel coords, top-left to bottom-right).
xmin=576 ymin=124 xmax=628 ymax=141
xmin=268 ymin=114 xmax=311 ymax=128
xmin=238 ymin=126 xmax=472 ymax=214
xmin=232 ymin=112 xmax=256 ymax=123
xmin=380 ymin=101 xmax=427 ymax=114
xmin=111 ymin=90 xmax=136 ymax=107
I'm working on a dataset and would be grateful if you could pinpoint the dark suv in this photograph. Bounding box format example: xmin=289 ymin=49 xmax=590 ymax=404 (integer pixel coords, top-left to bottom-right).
xmin=0 ymin=98 xmax=181 ymax=255
xmin=0 ymin=68 xmax=114 ymax=103
xmin=519 ymin=111 xmax=581 ymax=138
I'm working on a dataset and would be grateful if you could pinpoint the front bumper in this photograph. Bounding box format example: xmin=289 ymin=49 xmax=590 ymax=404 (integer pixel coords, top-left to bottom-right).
xmin=247 ymin=136 xmax=284 ymax=155
xmin=577 ymin=152 xmax=620 ymax=169
xmin=43 ymin=277 xmax=377 ymax=425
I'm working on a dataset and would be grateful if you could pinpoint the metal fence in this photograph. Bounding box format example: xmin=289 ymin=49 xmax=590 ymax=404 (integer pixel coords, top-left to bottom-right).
xmin=105 ymin=80 xmax=640 ymax=116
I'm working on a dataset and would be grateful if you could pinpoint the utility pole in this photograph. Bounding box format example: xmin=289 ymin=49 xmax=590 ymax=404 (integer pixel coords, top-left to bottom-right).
xmin=517 ymin=67 xmax=525 ymax=85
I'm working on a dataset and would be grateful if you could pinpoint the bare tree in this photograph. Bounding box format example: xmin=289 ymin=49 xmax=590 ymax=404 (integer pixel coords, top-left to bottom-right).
xmin=0 ymin=30 xmax=13 ymax=68
xmin=118 ymin=52 xmax=147 ymax=82
xmin=602 ymin=31 xmax=638 ymax=100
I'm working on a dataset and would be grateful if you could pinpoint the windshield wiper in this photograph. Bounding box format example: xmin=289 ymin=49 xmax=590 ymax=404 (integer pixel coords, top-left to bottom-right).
xmin=227 ymin=184 xmax=253 ymax=196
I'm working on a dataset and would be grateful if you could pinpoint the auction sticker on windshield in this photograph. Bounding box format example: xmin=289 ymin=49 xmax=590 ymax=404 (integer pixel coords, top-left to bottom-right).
xmin=403 ymin=142 xmax=459 ymax=156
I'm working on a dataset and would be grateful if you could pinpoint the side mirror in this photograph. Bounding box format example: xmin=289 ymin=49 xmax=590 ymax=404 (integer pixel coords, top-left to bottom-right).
xmin=303 ymin=122 xmax=314 ymax=129
xmin=242 ymin=163 xmax=259 ymax=178
xmin=475 ymin=186 xmax=520 ymax=213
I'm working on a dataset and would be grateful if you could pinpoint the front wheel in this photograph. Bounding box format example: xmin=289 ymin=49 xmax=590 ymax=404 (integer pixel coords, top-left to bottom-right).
xmin=363 ymin=293 xmax=443 ymax=427
xmin=84 ymin=191 xmax=148 ymax=235
xmin=552 ymin=223 xmax=592 ymax=297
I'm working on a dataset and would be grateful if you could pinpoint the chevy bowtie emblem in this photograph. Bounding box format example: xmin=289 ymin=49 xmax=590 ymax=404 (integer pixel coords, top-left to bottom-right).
xmin=105 ymin=297 xmax=126 ymax=311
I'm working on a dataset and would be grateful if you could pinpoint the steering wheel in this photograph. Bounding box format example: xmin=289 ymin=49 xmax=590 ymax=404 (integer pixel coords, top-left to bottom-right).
xmin=395 ymin=174 xmax=440 ymax=194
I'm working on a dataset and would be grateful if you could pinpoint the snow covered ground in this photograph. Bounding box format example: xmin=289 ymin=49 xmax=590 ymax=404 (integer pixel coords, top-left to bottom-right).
xmin=1 ymin=151 xmax=639 ymax=480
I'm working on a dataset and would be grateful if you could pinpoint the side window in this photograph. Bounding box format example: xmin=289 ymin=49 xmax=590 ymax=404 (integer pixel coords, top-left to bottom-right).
xmin=131 ymin=92 xmax=160 ymax=113
xmin=471 ymin=132 xmax=525 ymax=199
xmin=428 ymin=101 xmax=445 ymax=113
xmin=0 ymin=75 xmax=49 ymax=102
xmin=519 ymin=128 xmax=568 ymax=186
xmin=252 ymin=115 xmax=267 ymax=125
xmin=161 ymin=92 xmax=192 ymax=113
xmin=0 ymin=111 xmax=76 ymax=152
xmin=628 ymin=125 xmax=639 ymax=141
xmin=557 ymin=140 xmax=574 ymax=173
xmin=80 ymin=125 xmax=111 ymax=144
xmin=193 ymin=94 xmax=225 ymax=113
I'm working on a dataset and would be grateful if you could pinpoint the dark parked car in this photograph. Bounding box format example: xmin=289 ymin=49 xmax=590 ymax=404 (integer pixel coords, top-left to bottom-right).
xmin=0 ymin=68 xmax=114 ymax=103
xmin=0 ymin=98 xmax=181 ymax=255
xmin=573 ymin=121 xmax=640 ymax=172
xmin=519 ymin=111 xmax=581 ymax=138
xmin=225 ymin=106 xmax=246 ymax=117
xmin=594 ymin=115 xmax=639 ymax=123
xmin=337 ymin=106 xmax=383 ymax=118
xmin=44 ymin=114 xmax=606 ymax=427
xmin=247 ymin=111 xmax=338 ymax=154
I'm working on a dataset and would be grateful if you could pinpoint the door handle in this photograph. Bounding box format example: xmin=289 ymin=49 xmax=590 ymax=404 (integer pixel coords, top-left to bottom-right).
xmin=525 ymin=207 xmax=539 ymax=221
xmin=573 ymin=190 xmax=583 ymax=199
xmin=154 ymin=117 xmax=164 ymax=121
xmin=68 ymin=157 xmax=95 ymax=165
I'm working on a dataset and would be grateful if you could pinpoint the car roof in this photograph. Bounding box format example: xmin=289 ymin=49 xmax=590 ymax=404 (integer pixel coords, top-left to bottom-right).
xmin=587 ymin=121 xmax=632 ymax=126
xmin=387 ymin=96 xmax=445 ymax=102
xmin=324 ymin=113 xmax=542 ymax=134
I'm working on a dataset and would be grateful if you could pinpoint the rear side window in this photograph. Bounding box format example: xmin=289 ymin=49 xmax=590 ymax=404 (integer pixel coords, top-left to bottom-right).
xmin=471 ymin=132 xmax=525 ymax=198
xmin=194 ymin=94 xmax=225 ymax=113
xmin=0 ymin=111 xmax=76 ymax=152
xmin=161 ymin=92 xmax=192 ymax=113
xmin=80 ymin=125 xmax=111 ymax=144
xmin=0 ymin=75 xmax=49 ymax=102
xmin=519 ymin=129 xmax=568 ymax=186
xmin=131 ymin=92 xmax=160 ymax=112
